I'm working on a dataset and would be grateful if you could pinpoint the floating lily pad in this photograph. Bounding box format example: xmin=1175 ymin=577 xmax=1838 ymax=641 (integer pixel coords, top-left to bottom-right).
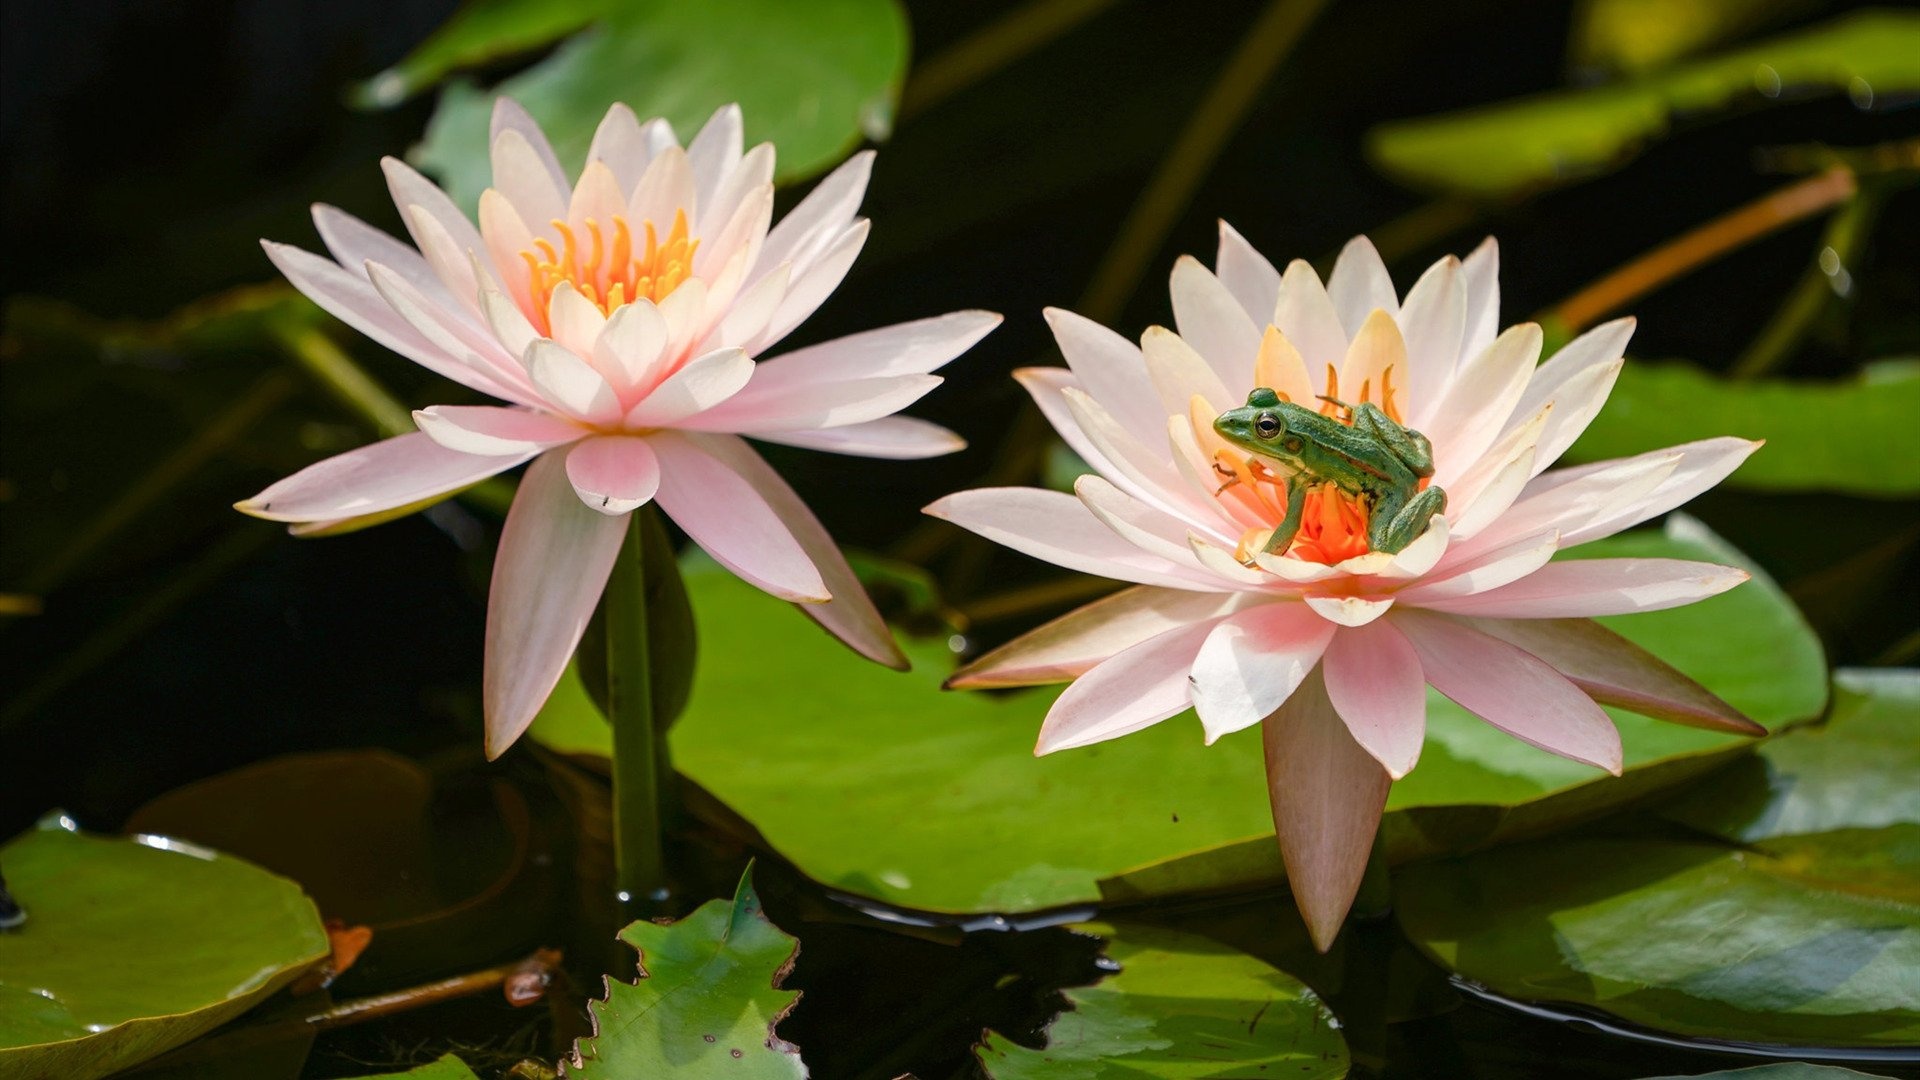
xmin=566 ymin=867 xmax=804 ymax=1078
xmin=1368 ymin=11 xmax=1920 ymax=195
xmin=976 ymin=921 xmax=1349 ymax=1079
xmin=1569 ymin=359 xmax=1920 ymax=498
xmin=402 ymin=0 xmax=909 ymax=211
xmin=0 ymin=817 xmax=329 ymax=1080
xmin=1397 ymin=669 xmax=1920 ymax=1047
xmin=350 ymin=1055 xmax=482 ymax=1079
xmin=543 ymin=515 xmax=1824 ymax=915
xmin=1643 ymin=1066 xmax=1897 ymax=1080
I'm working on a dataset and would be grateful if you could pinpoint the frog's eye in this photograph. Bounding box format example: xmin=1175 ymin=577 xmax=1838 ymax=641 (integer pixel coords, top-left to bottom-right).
xmin=1254 ymin=412 xmax=1283 ymax=439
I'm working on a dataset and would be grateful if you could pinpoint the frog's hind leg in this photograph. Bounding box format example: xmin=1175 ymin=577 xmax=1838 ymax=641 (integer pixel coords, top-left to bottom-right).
xmin=1351 ymin=402 xmax=1436 ymax=478
xmin=1256 ymin=481 xmax=1311 ymax=560
xmin=1370 ymin=485 xmax=1448 ymax=554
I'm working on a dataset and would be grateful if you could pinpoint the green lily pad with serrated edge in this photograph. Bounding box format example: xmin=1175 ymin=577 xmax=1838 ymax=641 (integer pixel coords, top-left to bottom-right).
xmin=976 ymin=921 xmax=1349 ymax=1079
xmin=565 ymin=866 xmax=803 ymax=1078
xmin=402 ymin=0 xmax=909 ymax=212
xmin=1567 ymin=359 xmax=1920 ymax=498
xmin=1367 ymin=10 xmax=1920 ymax=196
xmin=1396 ymin=668 xmax=1920 ymax=1048
xmin=0 ymin=816 xmax=329 ymax=1080
xmin=535 ymin=514 xmax=1822 ymax=916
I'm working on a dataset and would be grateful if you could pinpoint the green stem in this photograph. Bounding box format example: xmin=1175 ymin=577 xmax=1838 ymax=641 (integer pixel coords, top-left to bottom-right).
xmin=1729 ymin=188 xmax=1881 ymax=379
xmin=606 ymin=512 xmax=669 ymax=910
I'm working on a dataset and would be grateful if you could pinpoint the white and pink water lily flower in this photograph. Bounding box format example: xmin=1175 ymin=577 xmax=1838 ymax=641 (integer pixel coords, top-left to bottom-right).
xmin=927 ymin=227 xmax=1762 ymax=949
xmin=240 ymin=100 xmax=998 ymax=757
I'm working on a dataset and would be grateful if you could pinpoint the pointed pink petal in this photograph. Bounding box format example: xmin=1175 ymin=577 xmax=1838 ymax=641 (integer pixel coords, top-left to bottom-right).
xmin=490 ymin=126 xmax=567 ymax=228
xmin=1459 ymin=236 xmax=1500 ymax=362
xmin=565 ymin=436 xmax=662 ymax=515
xmin=1304 ymin=595 xmax=1395 ymax=627
xmin=700 ymin=143 xmax=775 ymax=255
xmin=1060 ymin=385 xmax=1220 ymax=525
xmin=686 ymin=432 xmax=905 ymax=667
xmin=1413 ymin=557 xmax=1749 ymax=618
xmin=755 ymin=416 xmax=964 ymax=459
xmin=237 ymin=432 xmax=529 ymax=523
xmin=483 ymin=452 xmax=629 ymax=758
xmin=364 ymin=260 xmax=532 ymax=394
xmin=380 ymin=156 xmax=495 ymax=291
xmin=949 ymin=586 xmax=1244 ymax=689
xmin=1273 ymin=259 xmax=1347 ymax=384
xmin=1141 ymin=326 xmax=1233 ymax=418
xmin=686 ymin=103 xmax=744 ymax=211
xmin=687 ymin=371 xmax=940 ymax=433
xmin=1076 ymin=474 xmax=1227 ymax=570
xmin=1402 ymin=530 xmax=1560 ymax=603
xmin=1322 ymin=620 xmax=1427 ymax=778
xmin=312 ymin=204 xmax=453 ymax=307
xmin=1394 ymin=609 xmax=1623 ymax=773
xmin=1452 ymin=449 xmax=1679 ymax=561
xmin=757 ymin=220 xmax=870 ymax=349
xmin=594 ymin=298 xmax=672 ymax=391
xmin=923 ymin=487 xmax=1230 ymax=591
xmin=748 ymin=311 xmax=1001 ymax=389
xmin=585 ymin=102 xmax=655 ymax=190
xmin=1326 ymin=236 xmax=1399 ymax=338
xmin=491 ymin=98 xmax=569 ymax=202
xmin=1036 ymin=619 xmax=1219 ymax=753
xmin=1426 ymin=322 xmax=1542 ymax=479
xmin=624 ymin=348 xmax=754 ymax=426
xmin=1171 ymin=255 xmax=1260 ymax=390
xmin=1512 ymin=317 xmax=1633 ymax=475
xmin=1398 ymin=256 xmax=1466 ymax=422
xmin=1263 ymin=669 xmax=1391 ymax=952
xmin=414 ymin=404 xmax=584 ymax=456
xmin=1189 ymin=602 xmax=1337 ymax=743
xmin=647 ymin=431 xmax=829 ymax=603
xmin=1216 ymin=220 xmax=1281 ymax=324
xmin=1462 ymin=616 xmax=1763 ymax=735
xmin=545 ymin=280 xmax=610 ymax=359
xmin=524 ymin=339 xmax=621 ymax=423
xmin=760 ymin=150 xmax=871 ymax=272
xmin=1041 ymin=307 xmax=1166 ymax=449
xmin=628 ymin=145 xmax=695 ymax=238
xmin=1530 ymin=438 xmax=1762 ymax=548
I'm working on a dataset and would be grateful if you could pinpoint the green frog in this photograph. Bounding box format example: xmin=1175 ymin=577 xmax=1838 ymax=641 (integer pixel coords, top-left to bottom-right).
xmin=1213 ymin=387 xmax=1447 ymax=558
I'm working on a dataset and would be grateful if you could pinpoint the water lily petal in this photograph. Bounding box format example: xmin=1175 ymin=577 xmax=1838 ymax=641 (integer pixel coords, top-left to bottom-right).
xmin=741 ymin=310 xmax=1001 ymax=389
xmin=483 ymin=452 xmax=629 ymax=759
xmin=756 ymin=417 xmax=965 ymax=459
xmin=925 ymin=487 xmax=1231 ymax=591
xmin=546 ymin=280 xmax=609 ymax=361
xmin=1413 ymin=557 xmax=1748 ymax=618
xmin=524 ymin=339 xmax=621 ymax=423
xmin=491 ymin=98 xmax=569 ymax=207
xmin=647 ymin=430 xmax=829 ymax=603
xmin=1402 ymin=529 xmax=1560 ymax=602
xmin=237 ymin=432 xmax=532 ymax=523
xmin=491 ymin=126 xmax=568 ymax=229
xmin=1322 ymin=619 xmax=1426 ymax=778
xmin=1533 ymin=437 xmax=1762 ymax=548
xmin=1077 ymin=474 xmax=1227 ymax=568
xmin=1189 ymin=602 xmax=1336 ymax=743
xmin=1326 ymin=235 xmax=1399 ymax=338
xmin=585 ymin=102 xmax=655 ymax=190
xmin=1263 ymin=669 xmax=1391 ymax=952
xmin=1171 ymin=255 xmax=1261 ymax=390
xmin=760 ymin=150 xmax=872 ymax=273
xmin=415 ymin=404 xmax=583 ymax=456
xmin=1036 ymin=619 xmax=1219 ymax=753
xmin=1425 ymin=321 xmax=1541 ymax=478
xmin=624 ymin=348 xmax=754 ymax=426
xmin=381 ymin=156 xmax=494 ymax=290
xmin=687 ymin=372 xmax=939 ymax=433
xmin=1513 ymin=317 xmax=1633 ymax=474
xmin=1216 ymin=219 xmax=1281 ymax=324
xmin=628 ymin=145 xmax=695 ymax=234
xmin=563 ymin=435 xmax=661 ymax=516
xmin=686 ymin=103 xmax=744 ymax=213
xmin=950 ymin=586 xmax=1245 ymax=689
xmin=1459 ymin=236 xmax=1500 ymax=362
xmin=1394 ymin=609 xmax=1623 ymax=774
xmin=1272 ymin=259 xmax=1347 ymax=384
xmin=1461 ymin=616 xmax=1763 ymax=735
xmin=1398 ymin=256 xmax=1466 ymax=421
xmin=1305 ymin=595 xmax=1395 ymax=627
xmin=685 ymin=432 xmax=903 ymax=668
xmin=312 ymin=204 xmax=452 ymax=307
xmin=594 ymin=298 xmax=672 ymax=391
xmin=1141 ymin=326 xmax=1233 ymax=418
xmin=1042 ymin=307 xmax=1165 ymax=448
xmin=759 ymin=219 xmax=870 ymax=349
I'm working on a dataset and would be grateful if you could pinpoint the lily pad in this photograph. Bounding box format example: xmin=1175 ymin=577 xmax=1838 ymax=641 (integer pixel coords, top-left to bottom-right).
xmin=575 ymin=515 xmax=1822 ymax=915
xmin=565 ymin=866 xmax=804 ymax=1078
xmin=350 ymin=1056 xmax=482 ymax=1079
xmin=0 ymin=817 xmax=329 ymax=1080
xmin=1568 ymin=359 xmax=1920 ymax=498
xmin=1396 ymin=669 xmax=1920 ymax=1047
xmin=1644 ymin=1067 xmax=1896 ymax=1080
xmin=976 ymin=921 xmax=1349 ymax=1079
xmin=405 ymin=0 xmax=910 ymax=211
xmin=1367 ymin=11 xmax=1920 ymax=196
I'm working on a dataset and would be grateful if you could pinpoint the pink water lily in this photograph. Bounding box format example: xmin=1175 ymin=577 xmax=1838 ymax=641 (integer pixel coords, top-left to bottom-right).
xmin=926 ymin=227 xmax=1761 ymax=948
xmin=239 ymin=100 xmax=997 ymax=757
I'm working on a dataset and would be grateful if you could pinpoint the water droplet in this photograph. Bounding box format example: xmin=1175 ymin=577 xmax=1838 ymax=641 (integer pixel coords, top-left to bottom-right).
xmin=1849 ymin=76 xmax=1874 ymax=109
xmin=1094 ymin=956 xmax=1123 ymax=973
xmin=947 ymin=633 xmax=968 ymax=654
xmin=1753 ymin=64 xmax=1782 ymax=98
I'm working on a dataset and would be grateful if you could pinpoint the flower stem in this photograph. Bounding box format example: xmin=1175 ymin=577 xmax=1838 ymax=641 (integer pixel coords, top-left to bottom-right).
xmin=606 ymin=511 xmax=669 ymax=911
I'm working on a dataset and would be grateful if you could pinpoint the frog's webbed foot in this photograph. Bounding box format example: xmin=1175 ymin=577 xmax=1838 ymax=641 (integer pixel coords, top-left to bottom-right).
xmin=1372 ymin=485 xmax=1448 ymax=554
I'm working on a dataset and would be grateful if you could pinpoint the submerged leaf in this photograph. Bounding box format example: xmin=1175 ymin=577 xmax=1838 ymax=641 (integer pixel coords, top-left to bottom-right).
xmin=976 ymin=922 xmax=1348 ymax=1079
xmin=1368 ymin=11 xmax=1920 ymax=195
xmin=1398 ymin=668 xmax=1920 ymax=1047
xmin=566 ymin=867 xmax=804 ymax=1078
xmin=0 ymin=818 xmax=329 ymax=1080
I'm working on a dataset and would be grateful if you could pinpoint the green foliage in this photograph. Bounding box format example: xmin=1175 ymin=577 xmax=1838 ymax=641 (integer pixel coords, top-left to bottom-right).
xmin=1397 ymin=669 xmax=1920 ymax=1047
xmin=349 ymin=1056 xmax=483 ymax=1079
xmin=524 ymin=517 xmax=1830 ymax=914
xmin=1571 ymin=0 xmax=1817 ymax=75
xmin=400 ymin=0 xmax=910 ymax=210
xmin=0 ymin=818 xmax=329 ymax=1080
xmin=1642 ymin=1066 xmax=1897 ymax=1080
xmin=976 ymin=922 xmax=1349 ymax=1079
xmin=1569 ymin=359 xmax=1920 ymax=497
xmin=567 ymin=867 xmax=804 ymax=1078
xmin=1368 ymin=11 xmax=1920 ymax=195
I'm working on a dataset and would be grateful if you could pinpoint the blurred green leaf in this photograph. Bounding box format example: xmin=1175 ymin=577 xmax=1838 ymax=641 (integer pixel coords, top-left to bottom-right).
xmin=1398 ymin=668 xmax=1920 ymax=1047
xmin=347 ymin=1055 xmax=482 ymax=1079
xmin=976 ymin=921 xmax=1349 ymax=1079
xmin=407 ymin=0 xmax=909 ymax=211
xmin=567 ymin=866 xmax=803 ymax=1079
xmin=1568 ymin=359 xmax=1920 ymax=498
xmin=581 ymin=516 xmax=1825 ymax=915
xmin=1642 ymin=1066 xmax=1897 ymax=1079
xmin=1368 ymin=11 xmax=1920 ymax=195
xmin=1571 ymin=0 xmax=1816 ymax=76
xmin=0 ymin=818 xmax=329 ymax=1080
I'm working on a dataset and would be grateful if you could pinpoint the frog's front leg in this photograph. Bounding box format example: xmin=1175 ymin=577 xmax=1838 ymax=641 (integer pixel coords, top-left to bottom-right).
xmin=1350 ymin=403 xmax=1435 ymax=478
xmin=1369 ymin=484 xmax=1448 ymax=554
xmin=1257 ymin=480 xmax=1311 ymax=560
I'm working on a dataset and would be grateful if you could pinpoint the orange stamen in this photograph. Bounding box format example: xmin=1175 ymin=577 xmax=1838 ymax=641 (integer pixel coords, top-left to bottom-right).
xmin=517 ymin=209 xmax=700 ymax=335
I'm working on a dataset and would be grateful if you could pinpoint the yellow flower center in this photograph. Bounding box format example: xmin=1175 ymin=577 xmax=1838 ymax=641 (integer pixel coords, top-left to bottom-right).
xmin=520 ymin=210 xmax=700 ymax=334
